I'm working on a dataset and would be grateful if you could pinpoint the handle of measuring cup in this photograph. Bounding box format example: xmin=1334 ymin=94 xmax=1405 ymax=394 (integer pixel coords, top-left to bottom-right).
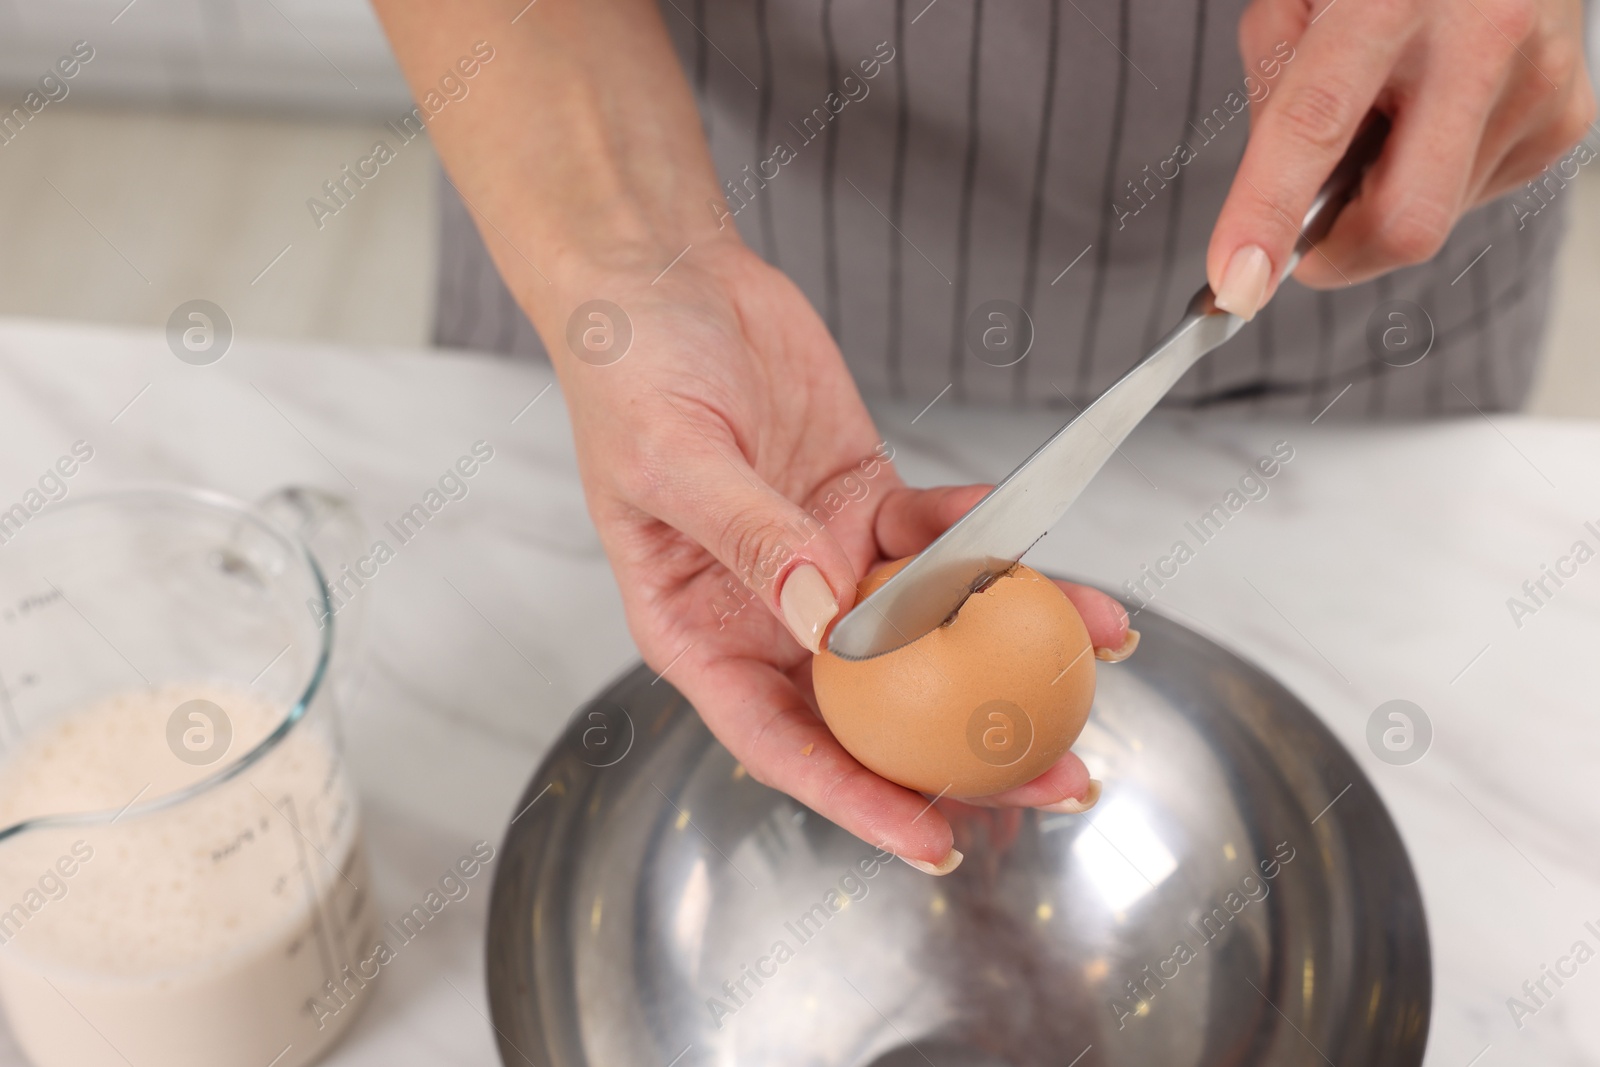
xmin=255 ymin=486 xmax=369 ymax=707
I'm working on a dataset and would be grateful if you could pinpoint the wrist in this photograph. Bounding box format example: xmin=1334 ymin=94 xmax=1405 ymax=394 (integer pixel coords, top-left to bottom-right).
xmin=547 ymin=215 xmax=745 ymax=292
xmin=521 ymin=223 xmax=749 ymax=362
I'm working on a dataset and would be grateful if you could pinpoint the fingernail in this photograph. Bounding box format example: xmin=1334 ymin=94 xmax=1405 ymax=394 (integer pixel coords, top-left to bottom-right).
xmin=1039 ymin=779 xmax=1102 ymax=814
xmin=780 ymin=563 xmax=838 ymax=654
xmin=901 ymin=848 xmax=964 ymax=876
xmin=1095 ymin=629 xmax=1140 ymax=663
xmin=1213 ymin=245 xmax=1272 ymax=321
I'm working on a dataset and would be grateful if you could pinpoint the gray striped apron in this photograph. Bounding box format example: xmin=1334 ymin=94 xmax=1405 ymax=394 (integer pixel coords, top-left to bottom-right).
xmin=435 ymin=0 xmax=1566 ymax=416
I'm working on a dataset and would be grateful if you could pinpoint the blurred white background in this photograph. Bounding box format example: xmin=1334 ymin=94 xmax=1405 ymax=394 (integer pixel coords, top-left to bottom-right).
xmin=0 ymin=0 xmax=430 ymax=348
xmin=0 ymin=0 xmax=411 ymax=114
xmin=0 ymin=0 xmax=1595 ymax=412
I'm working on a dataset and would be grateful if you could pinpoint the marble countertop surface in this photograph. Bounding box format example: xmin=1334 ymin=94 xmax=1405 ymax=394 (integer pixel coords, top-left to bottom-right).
xmin=0 ymin=316 xmax=1595 ymax=1067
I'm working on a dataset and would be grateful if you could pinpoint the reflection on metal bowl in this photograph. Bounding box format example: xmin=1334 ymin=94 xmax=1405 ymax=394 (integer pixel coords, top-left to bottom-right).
xmin=486 ymin=603 xmax=1430 ymax=1067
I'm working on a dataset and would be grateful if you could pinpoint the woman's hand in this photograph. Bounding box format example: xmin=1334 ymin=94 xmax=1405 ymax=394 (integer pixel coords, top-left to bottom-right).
xmin=1208 ymin=0 xmax=1595 ymax=318
xmin=555 ymin=238 xmax=1135 ymax=872
xmin=373 ymin=0 xmax=1135 ymax=871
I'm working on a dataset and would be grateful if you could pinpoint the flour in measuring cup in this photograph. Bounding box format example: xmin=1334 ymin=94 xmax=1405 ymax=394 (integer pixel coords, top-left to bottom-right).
xmin=0 ymin=684 xmax=374 ymax=1067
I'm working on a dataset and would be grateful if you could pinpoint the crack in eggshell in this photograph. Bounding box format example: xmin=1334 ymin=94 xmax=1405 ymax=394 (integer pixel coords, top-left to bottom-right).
xmin=939 ymin=561 xmax=1025 ymax=629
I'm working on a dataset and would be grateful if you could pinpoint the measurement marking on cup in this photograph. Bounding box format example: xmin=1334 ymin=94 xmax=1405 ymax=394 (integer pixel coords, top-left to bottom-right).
xmin=250 ymin=784 xmax=363 ymax=893
xmin=664 ymin=1044 xmax=694 ymax=1067
xmin=1066 ymin=1045 xmax=1094 ymax=1067
xmin=1309 ymin=783 xmax=1351 ymax=825
xmin=265 ymin=1044 xmax=294 ymax=1067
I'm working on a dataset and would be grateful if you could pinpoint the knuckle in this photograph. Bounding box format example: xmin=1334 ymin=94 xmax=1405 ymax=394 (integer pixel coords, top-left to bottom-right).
xmin=739 ymin=717 xmax=784 ymax=786
xmin=1274 ymin=82 xmax=1357 ymax=153
xmin=1504 ymin=39 xmax=1580 ymax=108
xmin=612 ymin=436 xmax=676 ymax=504
xmin=1532 ymin=38 xmax=1581 ymax=95
xmin=1552 ymin=103 xmax=1594 ymax=153
xmin=719 ymin=508 xmax=789 ymax=590
xmin=1377 ymin=198 xmax=1453 ymax=264
xmin=1486 ymin=0 xmax=1539 ymax=44
xmin=814 ymin=764 xmax=854 ymax=813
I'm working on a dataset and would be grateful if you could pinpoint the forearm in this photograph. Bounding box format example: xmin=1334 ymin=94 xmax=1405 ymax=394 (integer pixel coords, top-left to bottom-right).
xmin=371 ymin=0 xmax=736 ymax=333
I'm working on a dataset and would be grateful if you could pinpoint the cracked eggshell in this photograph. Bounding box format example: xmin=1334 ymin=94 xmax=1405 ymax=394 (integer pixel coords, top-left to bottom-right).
xmin=811 ymin=557 xmax=1096 ymax=797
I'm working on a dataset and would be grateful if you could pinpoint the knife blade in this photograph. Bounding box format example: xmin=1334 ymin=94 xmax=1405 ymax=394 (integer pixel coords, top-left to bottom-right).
xmin=826 ymin=115 xmax=1390 ymax=661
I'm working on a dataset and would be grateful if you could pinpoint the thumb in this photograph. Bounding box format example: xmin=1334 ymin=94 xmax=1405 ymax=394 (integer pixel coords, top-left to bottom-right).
xmin=653 ymin=456 xmax=863 ymax=655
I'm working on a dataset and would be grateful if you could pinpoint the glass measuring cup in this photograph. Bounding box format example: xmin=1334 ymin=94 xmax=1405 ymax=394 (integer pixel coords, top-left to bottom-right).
xmin=0 ymin=486 xmax=375 ymax=1067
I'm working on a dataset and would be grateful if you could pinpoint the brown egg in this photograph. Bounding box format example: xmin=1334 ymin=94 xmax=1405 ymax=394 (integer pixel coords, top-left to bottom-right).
xmin=812 ymin=557 xmax=1096 ymax=797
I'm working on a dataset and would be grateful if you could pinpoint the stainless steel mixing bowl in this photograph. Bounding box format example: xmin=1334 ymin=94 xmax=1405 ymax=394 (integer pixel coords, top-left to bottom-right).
xmin=486 ymin=604 xmax=1430 ymax=1067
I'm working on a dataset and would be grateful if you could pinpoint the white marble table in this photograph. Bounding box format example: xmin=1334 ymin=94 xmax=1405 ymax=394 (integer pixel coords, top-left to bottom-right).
xmin=0 ymin=316 xmax=1594 ymax=1067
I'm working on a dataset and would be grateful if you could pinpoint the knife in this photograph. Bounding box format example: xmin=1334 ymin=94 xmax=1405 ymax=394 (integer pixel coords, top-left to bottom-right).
xmin=826 ymin=115 xmax=1391 ymax=661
